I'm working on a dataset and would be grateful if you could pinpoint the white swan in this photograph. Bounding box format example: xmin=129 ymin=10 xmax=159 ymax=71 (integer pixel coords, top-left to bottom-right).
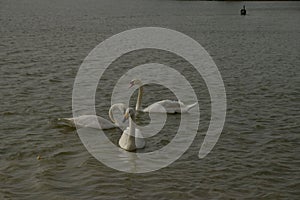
xmin=119 ymin=108 xmax=145 ymax=151
xmin=129 ymin=79 xmax=197 ymax=113
xmin=58 ymin=103 xmax=127 ymax=130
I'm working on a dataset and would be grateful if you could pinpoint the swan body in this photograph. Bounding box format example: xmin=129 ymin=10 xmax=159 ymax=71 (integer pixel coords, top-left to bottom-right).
xmin=58 ymin=115 xmax=117 ymax=129
xmin=119 ymin=108 xmax=145 ymax=151
xmin=129 ymin=79 xmax=197 ymax=113
xmin=119 ymin=127 xmax=145 ymax=151
xmin=59 ymin=103 xmax=127 ymax=130
xmin=143 ymin=99 xmax=197 ymax=113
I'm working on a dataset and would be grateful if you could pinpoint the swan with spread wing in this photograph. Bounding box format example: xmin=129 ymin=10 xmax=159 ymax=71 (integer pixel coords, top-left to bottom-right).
xmin=129 ymin=79 xmax=197 ymax=113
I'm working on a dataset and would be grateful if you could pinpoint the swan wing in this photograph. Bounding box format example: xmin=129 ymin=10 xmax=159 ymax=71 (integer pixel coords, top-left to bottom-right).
xmin=143 ymin=100 xmax=182 ymax=113
xmin=143 ymin=102 xmax=167 ymax=113
xmin=95 ymin=116 xmax=118 ymax=129
xmin=144 ymin=100 xmax=197 ymax=113
xmin=58 ymin=115 xmax=94 ymax=127
xmin=158 ymin=100 xmax=183 ymax=113
xmin=120 ymin=128 xmax=145 ymax=150
xmin=119 ymin=129 xmax=130 ymax=150
xmin=135 ymin=128 xmax=146 ymax=149
xmin=119 ymin=129 xmax=139 ymax=151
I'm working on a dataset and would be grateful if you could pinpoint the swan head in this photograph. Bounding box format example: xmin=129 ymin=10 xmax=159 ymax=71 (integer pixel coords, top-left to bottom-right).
xmin=122 ymin=107 xmax=135 ymax=122
xmin=129 ymin=79 xmax=142 ymax=88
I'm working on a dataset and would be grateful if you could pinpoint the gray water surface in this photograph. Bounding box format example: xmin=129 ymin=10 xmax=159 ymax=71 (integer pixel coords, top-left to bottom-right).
xmin=1 ymin=0 xmax=299 ymax=199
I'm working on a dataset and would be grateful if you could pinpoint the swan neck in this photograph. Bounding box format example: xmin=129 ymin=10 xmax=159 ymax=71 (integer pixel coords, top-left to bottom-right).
xmin=136 ymin=85 xmax=143 ymax=111
xmin=108 ymin=105 xmax=116 ymax=124
xmin=129 ymin=117 xmax=136 ymax=137
xmin=109 ymin=103 xmax=127 ymax=126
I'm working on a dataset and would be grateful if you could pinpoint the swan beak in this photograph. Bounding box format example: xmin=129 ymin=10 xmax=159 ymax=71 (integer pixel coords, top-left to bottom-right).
xmin=122 ymin=112 xmax=129 ymax=123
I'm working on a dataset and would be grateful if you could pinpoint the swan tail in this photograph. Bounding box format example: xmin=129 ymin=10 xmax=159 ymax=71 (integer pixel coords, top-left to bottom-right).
xmin=186 ymin=102 xmax=198 ymax=112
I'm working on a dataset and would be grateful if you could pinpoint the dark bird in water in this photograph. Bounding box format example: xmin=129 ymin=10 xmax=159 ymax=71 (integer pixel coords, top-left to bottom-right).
xmin=240 ymin=5 xmax=246 ymax=16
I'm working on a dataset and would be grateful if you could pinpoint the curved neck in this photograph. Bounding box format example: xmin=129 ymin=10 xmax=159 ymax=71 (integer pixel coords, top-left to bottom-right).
xmin=136 ymin=85 xmax=143 ymax=111
xmin=109 ymin=103 xmax=126 ymax=125
xmin=108 ymin=105 xmax=116 ymax=124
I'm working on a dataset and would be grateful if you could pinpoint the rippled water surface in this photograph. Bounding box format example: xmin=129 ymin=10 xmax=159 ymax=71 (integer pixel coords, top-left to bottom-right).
xmin=1 ymin=0 xmax=299 ymax=199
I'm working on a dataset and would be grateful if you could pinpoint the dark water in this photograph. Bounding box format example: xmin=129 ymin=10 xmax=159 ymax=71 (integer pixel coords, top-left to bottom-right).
xmin=1 ymin=0 xmax=300 ymax=199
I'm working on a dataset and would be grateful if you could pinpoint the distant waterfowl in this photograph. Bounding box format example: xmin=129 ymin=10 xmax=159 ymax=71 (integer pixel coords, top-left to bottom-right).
xmin=58 ymin=103 xmax=127 ymax=130
xmin=119 ymin=108 xmax=145 ymax=151
xmin=241 ymin=5 xmax=246 ymax=16
xmin=129 ymin=79 xmax=197 ymax=113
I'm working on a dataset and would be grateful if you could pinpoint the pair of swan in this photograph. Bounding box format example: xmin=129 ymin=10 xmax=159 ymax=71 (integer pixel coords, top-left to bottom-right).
xmin=120 ymin=79 xmax=196 ymax=151
xmin=59 ymin=106 xmax=144 ymax=151
xmin=60 ymin=79 xmax=197 ymax=151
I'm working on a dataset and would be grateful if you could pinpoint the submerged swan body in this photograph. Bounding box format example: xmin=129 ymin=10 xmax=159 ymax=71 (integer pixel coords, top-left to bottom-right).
xmin=119 ymin=108 xmax=145 ymax=151
xmin=58 ymin=103 xmax=127 ymax=130
xmin=129 ymin=79 xmax=197 ymax=113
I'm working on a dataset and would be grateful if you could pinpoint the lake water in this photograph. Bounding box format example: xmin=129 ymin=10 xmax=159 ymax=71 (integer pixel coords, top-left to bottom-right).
xmin=1 ymin=0 xmax=299 ymax=199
